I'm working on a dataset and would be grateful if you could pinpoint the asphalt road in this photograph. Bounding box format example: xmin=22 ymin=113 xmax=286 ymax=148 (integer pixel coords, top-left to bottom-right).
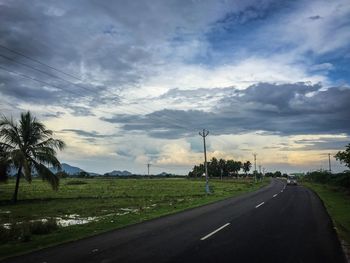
xmin=3 ymin=179 xmax=346 ymax=263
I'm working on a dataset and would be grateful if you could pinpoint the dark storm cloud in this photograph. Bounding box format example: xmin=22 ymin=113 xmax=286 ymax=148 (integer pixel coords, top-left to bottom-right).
xmin=102 ymin=83 xmax=350 ymax=139
xmin=61 ymin=129 xmax=113 ymax=138
xmin=0 ymin=0 xmax=276 ymax=112
xmin=293 ymin=137 xmax=350 ymax=151
xmin=42 ymin=111 xmax=65 ymax=118
xmin=309 ymin=15 xmax=322 ymax=20
xmin=158 ymin=87 xmax=236 ymax=101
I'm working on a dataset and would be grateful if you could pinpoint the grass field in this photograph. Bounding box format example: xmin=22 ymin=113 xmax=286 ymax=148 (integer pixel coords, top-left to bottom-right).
xmin=0 ymin=177 xmax=268 ymax=259
xmin=303 ymin=182 xmax=350 ymax=244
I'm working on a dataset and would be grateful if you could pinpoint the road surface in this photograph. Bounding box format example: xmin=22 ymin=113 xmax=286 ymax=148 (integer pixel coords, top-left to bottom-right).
xmin=2 ymin=179 xmax=346 ymax=263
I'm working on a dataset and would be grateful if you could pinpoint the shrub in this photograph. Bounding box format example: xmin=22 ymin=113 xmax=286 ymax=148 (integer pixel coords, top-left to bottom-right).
xmin=305 ymin=171 xmax=350 ymax=189
xmin=30 ymin=218 xmax=58 ymax=235
xmin=66 ymin=180 xmax=88 ymax=185
xmin=0 ymin=218 xmax=59 ymax=244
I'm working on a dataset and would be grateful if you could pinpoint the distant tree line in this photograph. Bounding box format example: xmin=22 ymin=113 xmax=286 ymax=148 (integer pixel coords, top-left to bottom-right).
xmin=188 ymin=157 xmax=252 ymax=177
xmin=264 ymin=171 xmax=288 ymax=178
xmin=304 ymin=171 xmax=350 ymax=189
xmin=303 ymin=143 xmax=350 ymax=189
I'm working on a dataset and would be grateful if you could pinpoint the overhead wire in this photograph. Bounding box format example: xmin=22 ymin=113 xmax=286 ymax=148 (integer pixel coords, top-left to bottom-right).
xmin=0 ymin=65 xmax=86 ymax=98
xmin=0 ymin=44 xmax=82 ymax=81
xmin=0 ymin=44 xmax=228 ymax=149
xmin=0 ymin=53 xmax=96 ymax=93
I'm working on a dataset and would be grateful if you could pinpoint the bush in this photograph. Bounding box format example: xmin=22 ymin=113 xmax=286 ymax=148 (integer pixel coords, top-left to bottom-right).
xmin=30 ymin=218 xmax=58 ymax=235
xmin=0 ymin=218 xmax=58 ymax=244
xmin=333 ymin=172 xmax=350 ymax=188
xmin=305 ymin=171 xmax=350 ymax=189
xmin=66 ymin=180 xmax=88 ymax=185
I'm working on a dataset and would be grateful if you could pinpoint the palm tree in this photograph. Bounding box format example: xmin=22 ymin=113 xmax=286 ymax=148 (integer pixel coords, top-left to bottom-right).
xmin=0 ymin=111 xmax=65 ymax=203
xmin=243 ymin=161 xmax=252 ymax=176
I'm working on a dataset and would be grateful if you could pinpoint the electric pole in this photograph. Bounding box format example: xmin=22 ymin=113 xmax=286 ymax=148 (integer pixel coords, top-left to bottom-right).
xmin=199 ymin=129 xmax=210 ymax=194
xmin=253 ymin=153 xmax=257 ymax=182
xmin=253 ymin=153 xmax=257 ymax=172
xmin=328 ymin=153 xmax=332 ymax=173
xmin=147 ymin=163 xmax=152 ymax=176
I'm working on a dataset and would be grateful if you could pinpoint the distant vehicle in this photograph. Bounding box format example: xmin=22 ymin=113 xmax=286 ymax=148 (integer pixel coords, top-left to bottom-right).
xmin=287 ymin=175 xmax=297 ymax=185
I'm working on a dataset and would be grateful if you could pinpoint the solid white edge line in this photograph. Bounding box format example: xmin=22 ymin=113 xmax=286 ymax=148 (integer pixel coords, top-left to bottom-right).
xmin=200 ymin=223 xmax=231 ymax=241
xmin=273 ymin=194 xmax=278 ymax=197
xmin=255 ymin=202 xmax=265 ymax=208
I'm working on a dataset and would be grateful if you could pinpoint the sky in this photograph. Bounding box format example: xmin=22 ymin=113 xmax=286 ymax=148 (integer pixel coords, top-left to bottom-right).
xmin=0 ymin=0 xmax=349 ymax=175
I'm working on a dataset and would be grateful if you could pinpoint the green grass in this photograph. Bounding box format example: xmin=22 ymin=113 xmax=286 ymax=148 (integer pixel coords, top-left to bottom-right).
xmin=0 ymin=177 xmax=268 ymax=259
xmin=303 ymin=182 xmax=350 ymax=244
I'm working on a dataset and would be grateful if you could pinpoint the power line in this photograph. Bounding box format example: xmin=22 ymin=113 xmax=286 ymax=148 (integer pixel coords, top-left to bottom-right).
xmin=0 ymin=65 xmax=85 ymax=98
xmin=0 ymin=43 xmax=82 ymax=81
xmin=0 ymin=53 xmax=95 ymax=93
xmin=0 ymin=45 xmax=231 ymax=146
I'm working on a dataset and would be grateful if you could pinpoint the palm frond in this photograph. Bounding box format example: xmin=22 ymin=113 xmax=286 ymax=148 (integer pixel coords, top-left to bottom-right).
xmin=35 ymin=138 xmax=65 ymax=151
xmin=0 ymin=127 xmax=21 ymax=148
xmin=32 ymin=160 xmax=59 ymax=190
xmin=31 ymin=149 xmax=62 ymax=170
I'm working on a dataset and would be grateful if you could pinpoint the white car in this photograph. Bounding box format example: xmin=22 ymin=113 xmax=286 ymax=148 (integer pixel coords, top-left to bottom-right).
xmin=287 ymin=175 xmax=297 ymax=185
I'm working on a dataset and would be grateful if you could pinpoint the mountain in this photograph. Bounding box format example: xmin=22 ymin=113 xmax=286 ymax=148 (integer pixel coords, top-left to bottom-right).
xmin=50 ymin=163 xmax=84 ymax=175
xmin=104 ymin=170 xmax=132 ymax=176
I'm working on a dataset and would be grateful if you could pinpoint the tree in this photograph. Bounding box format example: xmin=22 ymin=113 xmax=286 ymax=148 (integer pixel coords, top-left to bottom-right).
xmin=188 ymin=163 xmax=205 ymax=177
xmin=208 ymin=157 xmax=220 ymax=177
xmin=77 ymin=171 xmax=90 ymax=178
xmin=335 ymin=144 xmax=350 ymax=169
xmin=242 ymin=161 xmax=252 ymax=176
xmin=226 ymin=160 xmax=242 ymax=176
xmin=0 ymin=144 xmax=9 ymax=182
xmin=274 ymin=171 xmax=282 ymax=177
xmin=0 ymin=112 xmax=65 ymax=203
xmin=218 ymin=158 xmax=227 ymax=178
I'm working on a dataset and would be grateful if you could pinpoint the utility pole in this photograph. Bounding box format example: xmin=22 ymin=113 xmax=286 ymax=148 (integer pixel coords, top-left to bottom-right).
xmin=253 ymin=153 xmax=257 ymax=182
xmin=328 ymin=153 xmax=332 ymax=173
xmin=199 ymin=129 xmax=210 ymax=194
xmin=253 ymin=153 xmax=257 ymax=172
xmin=147 ymin=163 xmax=152 ymax=176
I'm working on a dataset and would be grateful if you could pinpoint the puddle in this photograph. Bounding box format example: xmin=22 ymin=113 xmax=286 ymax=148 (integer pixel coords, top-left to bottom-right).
xmin=120 ymin=208 xmax=139 ymax=213
xmin=1 ymin=207 xmax=153 ymax=229
xmin=0 ymin=210 xmax=11 ymax=214
xmin=2 ymin=223 xmax=11 ymax=229
xmin=56 ymin=217 xmax=97 ymax=227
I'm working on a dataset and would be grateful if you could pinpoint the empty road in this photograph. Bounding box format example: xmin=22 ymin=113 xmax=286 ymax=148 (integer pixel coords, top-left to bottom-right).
xmin=3 ymin=179 xmax=346 ymax=263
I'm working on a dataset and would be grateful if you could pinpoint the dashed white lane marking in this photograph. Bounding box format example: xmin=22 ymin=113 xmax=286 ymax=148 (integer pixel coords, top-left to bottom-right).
xmin=281 ymin=190 xmax=284 ymax=192
xmin=200 ymin=223 xmax=231 ymax=241
xmin=255 ymin=202 xmax=265 ymax=208
xmin=273 ymin=194 xmax=278 ymax=198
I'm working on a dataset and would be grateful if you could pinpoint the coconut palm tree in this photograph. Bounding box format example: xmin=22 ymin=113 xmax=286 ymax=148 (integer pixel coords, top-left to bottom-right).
xmin=243 ymin=161 xmax=252 ymax=176
xmin=0 ymin=111 xmax=65 ymax=203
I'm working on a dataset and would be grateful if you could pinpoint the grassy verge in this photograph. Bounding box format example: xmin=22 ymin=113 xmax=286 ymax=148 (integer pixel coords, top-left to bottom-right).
xmin=303 ymin=182 xmax=350 ymax=244
xmin=0 ymin=177 xmax=268 ymax=259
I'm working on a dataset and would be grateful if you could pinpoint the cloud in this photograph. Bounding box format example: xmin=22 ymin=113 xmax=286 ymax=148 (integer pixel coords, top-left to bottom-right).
xmin=102 ymin=83 xmax=350 ymax=138
xmin=309 ymin=15 xmax=322 ymax=20
xmin=293 ymin=136 xmax=350 ymax=151
xmin=1 ymin=0 xmax=349 ymax=174
xmin=60 ymin=129 xmax=113 ymax=138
